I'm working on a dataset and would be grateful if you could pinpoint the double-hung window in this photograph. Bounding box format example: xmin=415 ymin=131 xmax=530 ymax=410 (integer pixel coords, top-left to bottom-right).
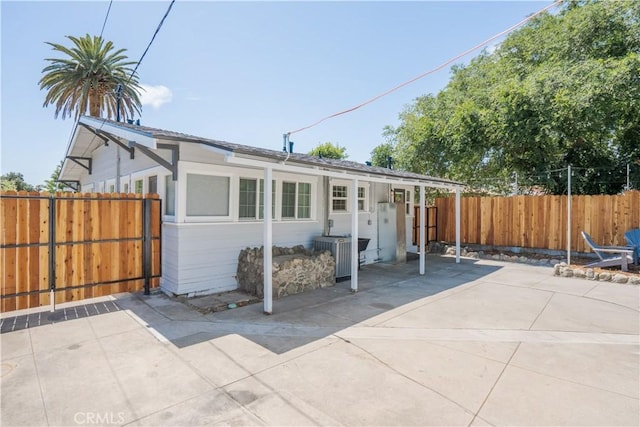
xmin=358 ymin=186 xmax=367 ymax=211
xmin=332 ymin=185 xmax=347 ymax=212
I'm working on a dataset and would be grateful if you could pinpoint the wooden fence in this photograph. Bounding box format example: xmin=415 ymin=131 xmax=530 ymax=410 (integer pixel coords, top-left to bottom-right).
xmin=1 ymin=191 xmax=161 ymax=313
xmin=433 ymin=191 xmax=640 ymax=253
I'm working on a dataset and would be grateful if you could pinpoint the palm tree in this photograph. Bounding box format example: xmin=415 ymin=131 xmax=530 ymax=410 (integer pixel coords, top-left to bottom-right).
xmin=39 ymin=34 xmax=142 ymax=120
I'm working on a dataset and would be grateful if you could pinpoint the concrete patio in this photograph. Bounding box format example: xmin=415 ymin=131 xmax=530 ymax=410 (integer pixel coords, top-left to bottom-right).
xmin=1 ymin=255 xmax=638 ymax=426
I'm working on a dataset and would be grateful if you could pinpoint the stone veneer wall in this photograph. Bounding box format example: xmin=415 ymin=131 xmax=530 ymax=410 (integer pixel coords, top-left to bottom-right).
xmin=237 ymin=246 xmax=336 ymax=299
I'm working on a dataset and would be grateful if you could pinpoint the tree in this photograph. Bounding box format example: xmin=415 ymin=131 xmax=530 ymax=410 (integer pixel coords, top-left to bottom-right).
xmin=0 ymin=172 xmax=36 ymax=191
xmin=386 ymin=0 xmax=640 ymax=194
xmin=39 ymin=34 xmax=142 ymax=120
xmin=45 ymin=161 xmax=65 ymax=193
xmin=370 ymin=142 xmax=394 ymax=168
xmin=308 ymin=142 xmax=348 ymax=159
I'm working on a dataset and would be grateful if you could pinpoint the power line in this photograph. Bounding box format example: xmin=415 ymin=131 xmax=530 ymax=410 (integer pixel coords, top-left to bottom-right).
xmin=286 ymin=0 xmax=562 ymax=136
xmin=127 ymin=0 xmax=176 ymax=85
xmin=99 ymin=0 xmax=113 ymax=39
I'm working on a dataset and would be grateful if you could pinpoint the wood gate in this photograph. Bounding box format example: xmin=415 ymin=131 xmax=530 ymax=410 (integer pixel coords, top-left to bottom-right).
xmin=0 ymin=192 xmax=161 ymax=313
xmin=412 ymin=206 xmax=438 ymax=246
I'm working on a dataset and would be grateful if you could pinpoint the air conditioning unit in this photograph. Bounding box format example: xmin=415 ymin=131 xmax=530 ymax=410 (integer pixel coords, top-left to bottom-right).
xmin=314 ymin=236 xmax=370 ymax=279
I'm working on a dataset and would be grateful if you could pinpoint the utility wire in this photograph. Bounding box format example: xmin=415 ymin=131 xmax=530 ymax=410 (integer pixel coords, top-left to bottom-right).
xmin=126 ymin=0 xmax=176 ymax=85
xmin=99 ymin=0 xmax=113 ymax=39
xmin=286 ymin=0 xmax=562 ymax=136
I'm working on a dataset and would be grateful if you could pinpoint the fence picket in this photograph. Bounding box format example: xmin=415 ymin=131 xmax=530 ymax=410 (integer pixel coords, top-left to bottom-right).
xmin=434 ymin=191 xmax=640 ymax=253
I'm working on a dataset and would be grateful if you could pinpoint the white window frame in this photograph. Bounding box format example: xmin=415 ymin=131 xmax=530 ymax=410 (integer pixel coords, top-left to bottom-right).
xmin=280 ymin=180 xmax=314 ymax=221
xmin=182 ymin=170 xmax=233 ymax=223
xmin=358 ymin=185 xmax=369 ymax=212
xmin=331 ymin=184 xmax=349 ymax=213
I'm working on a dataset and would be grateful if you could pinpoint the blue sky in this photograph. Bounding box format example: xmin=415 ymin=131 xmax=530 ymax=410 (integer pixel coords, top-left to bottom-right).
xmin=1 ymin=1 xmax=549 ymax=187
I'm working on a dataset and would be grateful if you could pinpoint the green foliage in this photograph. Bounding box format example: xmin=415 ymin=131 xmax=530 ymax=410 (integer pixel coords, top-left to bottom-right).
xmin=370 ymin=142 xmax=394 ymax=167
xmin=308 ymin=142 xmax=348 ymax=159
xmin=45 ymin=161 xmax=65 ymax=193
xmin=0 ymin=172 xmax=37 ymax=191
xmin=386 ymin=0 xmax=640 ymax=195
xmin=39 ymin=34 xmax=142 ymax=120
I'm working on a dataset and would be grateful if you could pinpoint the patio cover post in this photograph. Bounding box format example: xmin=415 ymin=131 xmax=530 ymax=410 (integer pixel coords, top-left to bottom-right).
xmin=351 ymin=178 xmax=359 ymax=292
xmin=419 ymin=185 xmax=426 ymax=275
xmin=455 ymin=187 xmax=461 ymax=264
xmin=263 ymin=167 xmax=273 ymax=314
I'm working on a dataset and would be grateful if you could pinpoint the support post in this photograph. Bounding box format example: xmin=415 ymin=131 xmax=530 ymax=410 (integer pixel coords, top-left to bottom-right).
xmin=48 ymin=195 xmax=56 ymax=312
xmin=455 ymin=187 xmax=461 ymax=264
xmin=263 ymin=167 xmax=273 ymax=314
xmin=350 ymin=178 xmax=359 ymax=292
xmin=419 ymin=185 xmax=425 ymax=275
xmin=142 ymin=198 xmax=152 ymax=295
xmin=567 ymin=165 xmax=571 ymax=265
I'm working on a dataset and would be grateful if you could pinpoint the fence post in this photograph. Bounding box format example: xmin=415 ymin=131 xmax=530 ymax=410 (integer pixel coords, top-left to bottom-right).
xmin=567 ymin=165 xmax=571 ymax=265
xmin=49 ymin=195 xmax=56 ymax=312
xmin=142 ymin=197 xmax=152 ymax=295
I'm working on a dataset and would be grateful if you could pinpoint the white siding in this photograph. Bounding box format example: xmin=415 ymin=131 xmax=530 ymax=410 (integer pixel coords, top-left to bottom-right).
xmin=166 ymin=220 xmax=324 ymax=296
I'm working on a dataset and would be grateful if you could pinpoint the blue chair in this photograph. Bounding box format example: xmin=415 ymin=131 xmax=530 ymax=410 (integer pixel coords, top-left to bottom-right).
xmin=624 ymin=228 xmax=640 ymax=265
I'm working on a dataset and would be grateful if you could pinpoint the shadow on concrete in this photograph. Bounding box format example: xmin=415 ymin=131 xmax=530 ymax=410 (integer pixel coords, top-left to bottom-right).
xmin=113 ymin=255 xmax=502 ymax=354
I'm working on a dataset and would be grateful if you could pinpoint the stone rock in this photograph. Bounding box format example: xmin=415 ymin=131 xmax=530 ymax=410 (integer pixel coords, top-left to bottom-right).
xmin=549 ymin=259 xmax=561 ymax=267
xmin=598 ymin=272 xmax=612 ymax=282
xmin=561 ymin=268 xmax=574 ymax=278
xmin=612 ymin=274 xmax=629 ymax=284
xmin=491 ymin=254 xmax=501 ymax=260
xmin=445 ymin=247 xmax=456 ymax=255
xmin=573 ymin=269 xmax=586 ymax=278
xmin=586 ymin=269 xmax=595 ymax=279
xmin=468 ymin=251 xmax=480 ymax=259
xmin=237 ymin=246 xmax=335 ymax=298
xmin=629 ymin=276 xmax=640 ymax=285
xmin=538 ymin=258 xmax=549 ymax=265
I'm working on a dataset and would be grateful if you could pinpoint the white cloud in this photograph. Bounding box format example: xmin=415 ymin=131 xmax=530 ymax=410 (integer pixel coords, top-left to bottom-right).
xmin=140 ymin=84 xmax=173 ymax=109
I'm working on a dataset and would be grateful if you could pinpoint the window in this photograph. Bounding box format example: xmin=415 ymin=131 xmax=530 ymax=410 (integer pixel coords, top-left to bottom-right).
xmin=108 ymin=184 xmax=115 ymax=193
xmin=239 ymin=178 xmax=258 ymax=219
xmin=298 ymin=182 xmax=311 ymax=219
xmin=406 ymin=190 xmax=412 ymax=215
xmin=186 ymin=174 xmax=229 ymax=217
xmin=358 ymin=186 xmax=366 ymax=211
xmin=123 ymin=183 xmax=129 ymax=193
xmin=258 ymin=179 xmax=276 ymax=219
xmin=281 ymin=182 xmax=296 ymax=218
xmin=134 ymin=179 xmax=143 ymax=194
xmin=282 ymin=181 xmax=312 ymax=220
xmin=148 ymin=175 xmax=158 ymax=194
xmin=332 ymin=185 xmax=347 ymax=211
xmin=165 ymin=175 xmax=175 ymax=216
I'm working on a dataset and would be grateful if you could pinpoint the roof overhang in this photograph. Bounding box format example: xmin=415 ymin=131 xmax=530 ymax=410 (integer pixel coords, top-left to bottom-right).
xmin=59 ymin=117 xmax=160 ymax=182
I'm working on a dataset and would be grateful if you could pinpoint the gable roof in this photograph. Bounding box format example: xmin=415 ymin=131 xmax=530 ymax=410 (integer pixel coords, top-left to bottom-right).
xmin=60 ymin=116 xmax=463 ymax=189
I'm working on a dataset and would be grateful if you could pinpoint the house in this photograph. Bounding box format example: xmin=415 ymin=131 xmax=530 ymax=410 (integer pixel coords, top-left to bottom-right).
xmin=59 ymin=116 xmax=464 ymax=313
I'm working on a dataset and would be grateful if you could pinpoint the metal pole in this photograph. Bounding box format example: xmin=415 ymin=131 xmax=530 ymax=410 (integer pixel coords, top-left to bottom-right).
xmin=49 ymin=195 xmax=56 ymax=312
xmin=263 ymin=167 xmax=273 ymax=314
xmin=350 ymin=178 xmax=359 ymax=292
xmin=567 ymin=165 xmax=571 ymax=265
xmin=419 ymin=185 xmax=425 ymax=275
xmin=143 ymin=198 xmax=152 ymax=295
xmin=455 ymin=187 xmax=461 ymax=264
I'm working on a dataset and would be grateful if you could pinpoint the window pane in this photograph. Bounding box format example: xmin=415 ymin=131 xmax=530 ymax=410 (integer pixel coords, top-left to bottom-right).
xmin=259 ymin=180 xmax=276 ymax=219
xmin=165 ymin=175 xmax=175 ymax=215
xmin=333 ymin=199 xmax=346 ymax=211
xmin=281 ymin=182 xmax=296 ymax=218
xmin=358 ymin=187 xmax=365 ymax=198
xmin=186 ymin=174 xmax=229 ymax=216
xmin=298 ymin=182 xmax=311 ymax=219
xmin=134 ymin=179 xmax=143 ymax=194
xmin=333 ymin=185 xmax=347 ymax=198
xmin=148 ymin=175 xmax=158 ymax=194
xmin=358 ymin=200 xmax=365 ymax=211
xmin=239 ymin=178 xmax=257 ymax=219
